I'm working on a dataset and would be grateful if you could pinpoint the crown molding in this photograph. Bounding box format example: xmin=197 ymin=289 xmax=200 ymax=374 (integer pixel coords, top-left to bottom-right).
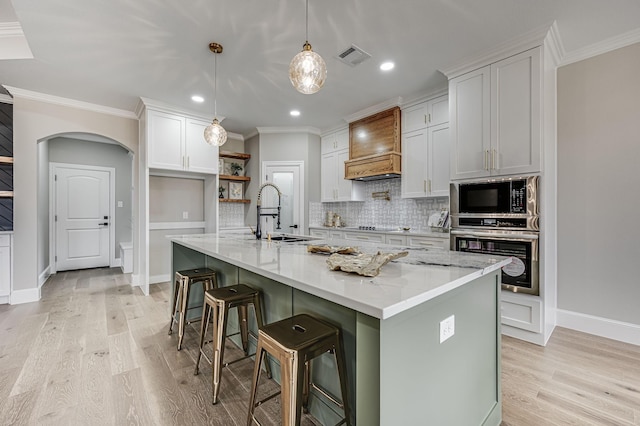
xmin=440 ymin=23 xmax=553 ymax=79
xmin=0 ymin=22 xmax=25 ymax=37
xmin=255 ymin=126 xmax=321 ymax=136
xmin=244 ymin=129 xmax=259 ymax=140
xmin=137 ymin=97 xmax=219 ymax=122
xmin=342 ymin=96 xmax=403 ymax=123
xmin=0 ymin=94 xmax=13 ymax=104
xmin=400 ymin=86 xmax=448 ymax=109
xmin=560 ymin=27 xmax=640 ymax=67
xmin=0 ymin=22 xmax=33 ymax=59
xmin=4 ymin=86 xmax=137 ymax=119
xmin=544 ymin=21 xmax=565 ymax=68
xmin=227 ymin=131 xmax=244 ymax=141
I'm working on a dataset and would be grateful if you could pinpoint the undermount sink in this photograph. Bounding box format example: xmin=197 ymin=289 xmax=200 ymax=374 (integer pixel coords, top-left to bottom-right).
xmin=268 ymin=235 xmax=316 ymax=243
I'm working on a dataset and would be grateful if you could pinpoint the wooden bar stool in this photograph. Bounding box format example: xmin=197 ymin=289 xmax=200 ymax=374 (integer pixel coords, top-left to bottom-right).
xmin=247 ymin=313 xmax=352 ymax=426
xmin=194 ymin=284 xmax=272 ymax=404
xmin=168 ymin=268 xmax=217 ymax=350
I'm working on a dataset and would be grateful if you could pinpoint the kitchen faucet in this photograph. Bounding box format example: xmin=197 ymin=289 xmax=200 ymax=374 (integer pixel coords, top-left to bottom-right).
xmin=255 ymin=182 xmax=282 ymax=240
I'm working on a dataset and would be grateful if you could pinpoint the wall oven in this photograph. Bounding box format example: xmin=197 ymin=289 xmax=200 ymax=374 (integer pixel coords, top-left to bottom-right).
xmin=450 ymin=176 xmax=540 ymax=295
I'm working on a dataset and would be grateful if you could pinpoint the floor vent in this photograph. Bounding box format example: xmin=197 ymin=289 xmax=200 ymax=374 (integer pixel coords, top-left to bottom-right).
xmin=336 ymin=44 xmax=371 ymax=67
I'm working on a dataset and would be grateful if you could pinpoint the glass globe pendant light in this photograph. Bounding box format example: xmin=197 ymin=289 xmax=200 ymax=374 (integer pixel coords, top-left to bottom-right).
xmin=289 ymin=0 xmax=326 ymax=94
xmin=204 ymin=42 xmax=227 ymax=146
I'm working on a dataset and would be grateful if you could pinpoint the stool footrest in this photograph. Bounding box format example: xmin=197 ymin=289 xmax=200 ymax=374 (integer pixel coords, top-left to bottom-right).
xmin=254 ymin=389 xmax=281 ymax=407
xmin=310 ymin=382 xmax=344 ymax=409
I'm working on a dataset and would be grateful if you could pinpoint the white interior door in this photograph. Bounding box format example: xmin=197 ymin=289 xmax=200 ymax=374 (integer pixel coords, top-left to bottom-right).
xmin=262 ymin=162 xmax=304 ymax=235
xmin=55 ymin=165 xmax=111 ymax=271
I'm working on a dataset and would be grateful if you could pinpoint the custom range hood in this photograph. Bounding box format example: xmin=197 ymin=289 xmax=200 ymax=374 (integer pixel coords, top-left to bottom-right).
xmin=344 ymin=107 xmax=401 ymax=181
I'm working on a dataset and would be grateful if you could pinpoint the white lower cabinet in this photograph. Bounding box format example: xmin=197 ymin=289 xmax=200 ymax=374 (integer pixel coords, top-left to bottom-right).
xmin=0 ymin=234 xmax=11 ymax=303
xmin=501 ymin=292 xmax=542 ymax=333
xmin=385 ymin=234 xmax=407 ymax=245
xmin=342 ymin=231 xmax=386 ymax=244
xmin=407 ymin=235 xmax=448 ymax=250
xmin=309 ymin=229 xmax=345 ymax=239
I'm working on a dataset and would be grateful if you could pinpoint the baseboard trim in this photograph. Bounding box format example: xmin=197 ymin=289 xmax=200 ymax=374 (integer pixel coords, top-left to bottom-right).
xmin=38 ymin=266 xmax=51 ymax=288
xmin=131 ymin=274 xmax=140 ymax=287
xmin=556 ymin=309 xmax=640 ymax=346
xmin=112 ymin=257 xmax=121 ymax=268
xmin=149 ymin=274 xmax=170 ymax=285
xmin=0 ymin=295 xmax=9 ymax=304
xmin=10 ymin=287 xmax=41 ymax=305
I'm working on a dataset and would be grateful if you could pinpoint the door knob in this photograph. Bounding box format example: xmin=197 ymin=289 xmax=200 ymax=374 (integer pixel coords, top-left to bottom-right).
xmin=289 ymin=224 xmax=298 ymax=229
xmin=99 ymin=222 xmax=109 ymax=226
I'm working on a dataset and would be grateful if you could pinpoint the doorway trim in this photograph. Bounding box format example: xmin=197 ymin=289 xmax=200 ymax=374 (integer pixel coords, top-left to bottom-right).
xmin=49 ymin=162 xmax=117 ymax=274
xmin=261 ymin=161 xmax=305 ymax=234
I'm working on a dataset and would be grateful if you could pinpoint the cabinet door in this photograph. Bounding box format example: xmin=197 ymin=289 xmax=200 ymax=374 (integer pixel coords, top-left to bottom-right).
xmin=401 ymin=129 xmax=427 ymax=198
xmin=449 ymin=66 xmax=491 ymax=180
xmin=321 ymin=152 xmax=336 ymax=202
xmin=321 ymin=133 xmax=336 ymax=154
xmin=335 ymin=128 xmax=349 ymax=151
xmin=386 ymin=234 xmax=407 ymax=246
xmin=310 ymin=229 xmax=329 ymax=238
xmin=342 ymin=231 xmax=386 ymax=244
xmin=428 ymin=124 xmax=450 ymax=197
xmin=147 ymin=110 xmax=185 ymax=171
xmin=0 ymin=243 xmax=10 ymax=297
xmin=402 ymin=102 xmax=427 ymax=133
xmin=491 ymin=47 xmax=541 ymax=176
xmin=335 ymin=149 xmax=364 ymax=201
xmin=427 ymin=95 xmax=449 ymax=127
xmin=407 ymin=236 xmax=447 ymax=250
xmin=185 ymin=118 xmax=219 ymax=174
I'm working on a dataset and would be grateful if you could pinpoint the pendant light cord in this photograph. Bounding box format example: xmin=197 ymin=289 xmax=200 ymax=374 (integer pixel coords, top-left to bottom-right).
xmin=213 ymin=52 xmax=218 ymax=119
xmin=305 ymin=0 xmax=309 ymax=43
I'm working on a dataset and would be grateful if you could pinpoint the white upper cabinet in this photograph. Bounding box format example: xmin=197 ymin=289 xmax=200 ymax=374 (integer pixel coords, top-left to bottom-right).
xmin=403 ymin=95 xmax=449 ymax=133
xmin=401 ymin=96 xmax=450 ymax=198
xmin=147 ymin=109 xmax=218 ymax=174
xmin=321 ymin=127 xmax=364 ymax=202
xmin=449 ymin=47 xmax=541 ymax=180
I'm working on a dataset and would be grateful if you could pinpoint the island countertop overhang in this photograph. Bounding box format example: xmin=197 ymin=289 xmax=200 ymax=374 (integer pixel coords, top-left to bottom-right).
xmin=169 ymin=232 xmax=511 ymax=320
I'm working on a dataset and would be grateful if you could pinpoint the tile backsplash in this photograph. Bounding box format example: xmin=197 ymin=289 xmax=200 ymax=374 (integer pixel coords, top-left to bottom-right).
xmin=309 ymin=179 xmax=449 ymax=231
xmin=219 ymin=202 xmax=245 ymax=228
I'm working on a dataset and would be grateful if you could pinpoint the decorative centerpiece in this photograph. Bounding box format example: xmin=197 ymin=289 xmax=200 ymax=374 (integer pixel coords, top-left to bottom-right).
xmin=230 ymin=162 xmax=243 ymax=176
xmin=218 ymin=185 xmax=226 ymax=199
xmin=326 ymin=251 xmax=408 ymax=277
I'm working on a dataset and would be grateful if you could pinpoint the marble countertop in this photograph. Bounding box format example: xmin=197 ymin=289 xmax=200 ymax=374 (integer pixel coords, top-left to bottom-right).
xmin=309 ymin=225 xmax=449 ymax=238
xmin=170 ymin=231 xmax=510 ymax=320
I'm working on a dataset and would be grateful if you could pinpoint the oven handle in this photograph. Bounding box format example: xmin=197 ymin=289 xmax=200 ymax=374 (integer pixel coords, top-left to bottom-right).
xmin=450 ymin=229 xmax=539 ymax=240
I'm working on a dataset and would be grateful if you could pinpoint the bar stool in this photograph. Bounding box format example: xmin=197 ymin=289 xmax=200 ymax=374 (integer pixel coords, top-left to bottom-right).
xmin=168 ymin=268 xmax=217 ymax=351
xmin=247 ymin=313 xmax=352 ymax=426
xmin=194 ymin=284 xmax=272 ymax=404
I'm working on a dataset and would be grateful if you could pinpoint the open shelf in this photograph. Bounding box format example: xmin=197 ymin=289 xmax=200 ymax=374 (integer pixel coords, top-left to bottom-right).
xmin=0 ymin=156 xmax=13 ymax=164
xmin=219 ymin=151 xmax=251 ymax=160
xmin=219 ymin=174 xmax=250 ymax=182
xmin=0 ymin=191 xmax=13 ymax=198
xmin=219 ymin=198 xmax=251 ymax=204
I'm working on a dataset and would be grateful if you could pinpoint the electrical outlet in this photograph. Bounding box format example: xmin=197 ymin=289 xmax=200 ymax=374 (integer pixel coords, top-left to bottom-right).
xmin=439 ymin=315 xmax=455 ymax=343
xmin=117 ymin=201 xmax=123 ymax=208
xmin=182 ymin=211 xmax=189 ymax=219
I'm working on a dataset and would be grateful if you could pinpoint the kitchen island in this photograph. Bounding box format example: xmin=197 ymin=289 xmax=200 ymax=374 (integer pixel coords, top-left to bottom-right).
xmin=170 ymin=231 xmax=510 ymax=425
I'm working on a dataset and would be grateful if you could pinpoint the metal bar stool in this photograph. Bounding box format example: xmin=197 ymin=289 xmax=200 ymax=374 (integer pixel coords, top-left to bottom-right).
xmin=247 ymin=313 xmax=352 ymax=426
xmin=194 ymin=284 xmax=272 ymax=404
xmin=168 ymin=268 xmax=217 ymax=351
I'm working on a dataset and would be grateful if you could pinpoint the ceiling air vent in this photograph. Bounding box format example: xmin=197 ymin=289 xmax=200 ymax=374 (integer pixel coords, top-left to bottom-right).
xmin=336 ymin=44 xmax=371 ymax=67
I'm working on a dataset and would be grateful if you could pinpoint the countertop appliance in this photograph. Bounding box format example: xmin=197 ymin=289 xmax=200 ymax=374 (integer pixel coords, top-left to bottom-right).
xmin=450 ymin=176 xmax=540 ymax=295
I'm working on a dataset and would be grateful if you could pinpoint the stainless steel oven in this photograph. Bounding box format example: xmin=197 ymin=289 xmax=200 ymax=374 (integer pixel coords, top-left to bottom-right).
xmin=451 ymin=229 xmax=539 ymax=295
xmin=450 ymin=176 xmax=540 ymax=295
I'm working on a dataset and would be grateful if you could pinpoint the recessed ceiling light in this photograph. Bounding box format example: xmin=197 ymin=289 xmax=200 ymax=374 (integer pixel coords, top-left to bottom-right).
xmin=380 ymin=62 xmax=395 ymax=71
xmin=191 ymin=95 xmax=204 ymax=103
xmin=290 ymin=110 xmax=301 ymax=117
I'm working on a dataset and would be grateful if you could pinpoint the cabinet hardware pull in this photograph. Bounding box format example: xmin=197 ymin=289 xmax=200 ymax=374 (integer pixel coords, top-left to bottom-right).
xmin=428 ymin=113 xmax=431 ymax=123
xmin=484 ymin=150 xmax=488 ymax=170
xmin=492 ymin=149 xmax=496 ymax=170
xmin=424 ymin=180 xmax=427 ymax=193
xmin=187 ymin=156 xmax=190 ymax=169
xmin=428 ymin=179 xmax=432 ymax=193
xmin=424 ymin=114 xmax=427 ymax=124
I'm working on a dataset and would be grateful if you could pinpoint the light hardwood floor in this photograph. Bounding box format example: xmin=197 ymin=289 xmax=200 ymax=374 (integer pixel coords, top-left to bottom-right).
xmin=0 ymin=267 xmax=638 ymax=425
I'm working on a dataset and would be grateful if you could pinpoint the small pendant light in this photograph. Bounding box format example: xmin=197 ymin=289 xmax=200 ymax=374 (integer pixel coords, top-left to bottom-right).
xmin=204 ymin=42 xmax=228 ymax=146
xmin=289 ymin=0 xmax=327 ymax=94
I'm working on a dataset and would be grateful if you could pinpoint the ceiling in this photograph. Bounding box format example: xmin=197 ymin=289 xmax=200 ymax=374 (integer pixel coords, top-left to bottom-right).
xmin=1 ymin=0 xmax=639 ymax=137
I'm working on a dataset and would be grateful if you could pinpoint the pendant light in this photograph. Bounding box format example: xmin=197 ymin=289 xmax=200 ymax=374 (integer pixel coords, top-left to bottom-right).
xmin=289 ymin=0 xmax=326 ymax=94
xmin=204 ymin=42 xmax=227 ymax=146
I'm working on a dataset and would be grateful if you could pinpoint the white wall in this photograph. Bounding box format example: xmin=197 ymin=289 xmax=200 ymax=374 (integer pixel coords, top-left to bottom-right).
xmin=557 ymin=43 xmax=640 ymax=333
xmin=11 ymin=95 xmax=138 ymax=298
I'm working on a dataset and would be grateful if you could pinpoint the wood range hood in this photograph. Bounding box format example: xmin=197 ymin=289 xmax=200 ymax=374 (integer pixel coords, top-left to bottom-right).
xmin=344 ymin=106 xmax=401 ymax=181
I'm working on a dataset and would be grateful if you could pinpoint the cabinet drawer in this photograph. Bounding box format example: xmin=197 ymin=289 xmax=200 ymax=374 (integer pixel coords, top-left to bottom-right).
xmin=407 ymin=236 xmax=447 ymax=250
xmin=0 ymin=234 xmax=9 ymax=247
xmin=385 ymin=235 xmax=407 ymax=245
xmin=501 ymin=292 xmax=542 ymax=333
xmin=342 ymin=231 xmax=386 ymax=244
xmin=309 ymin=229 xmax=329 ymax=238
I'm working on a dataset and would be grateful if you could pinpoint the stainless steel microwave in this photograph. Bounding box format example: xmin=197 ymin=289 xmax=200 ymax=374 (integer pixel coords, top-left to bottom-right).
xmin=450 ymin=176 xmax=539 ymax=230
